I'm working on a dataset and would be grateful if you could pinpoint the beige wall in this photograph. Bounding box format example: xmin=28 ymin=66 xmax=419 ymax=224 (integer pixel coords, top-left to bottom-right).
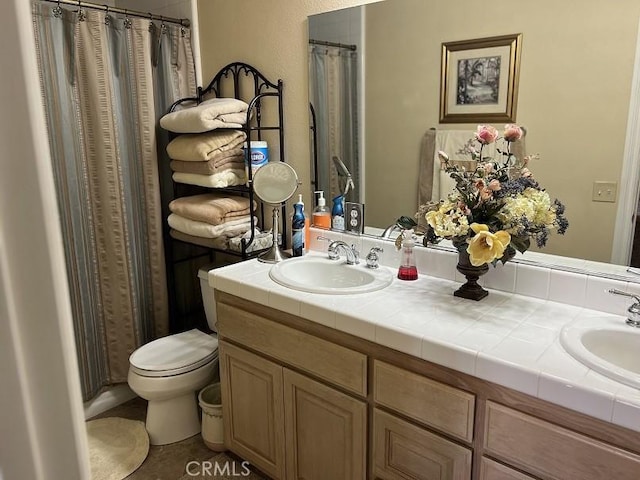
xmin=197 ymin=0 xmax=640 ymax=262
xmin=197 ymin=0 xmax=379 ymax=208
xmin=364 ymin=0 xmax=640 ymax=261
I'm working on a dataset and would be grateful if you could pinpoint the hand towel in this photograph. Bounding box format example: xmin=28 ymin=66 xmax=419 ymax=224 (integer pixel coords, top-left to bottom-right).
xmin=170 ymin=154 xmax=245 ymax=175
xmin=160 ymin=98 xmax=249 ymax=133
xmin=168 ymin=213 xmax=255 ymax=238
xmin=166 ymin=130 xmax=247 ymax=162
xmin=172 ymin=169 xmax=246 ymax=188
xmin=169 ymin=193 xmax=255 ymax=225
xmin=432 ymin=130 xmax=478 ymax=200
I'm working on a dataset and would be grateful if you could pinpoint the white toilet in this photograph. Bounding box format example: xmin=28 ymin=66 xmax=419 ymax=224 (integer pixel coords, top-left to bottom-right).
xmin=128 ymin=266 xmax=218 ymax=445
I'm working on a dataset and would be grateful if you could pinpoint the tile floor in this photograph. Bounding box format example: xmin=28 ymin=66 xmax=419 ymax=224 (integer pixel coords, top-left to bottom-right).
xmin=93 ymin=397 xmax=265 ymax=480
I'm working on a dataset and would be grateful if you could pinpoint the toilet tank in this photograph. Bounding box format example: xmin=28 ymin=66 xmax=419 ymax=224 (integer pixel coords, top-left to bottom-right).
xmin=198 ymin=266 xmax=217 ymax=332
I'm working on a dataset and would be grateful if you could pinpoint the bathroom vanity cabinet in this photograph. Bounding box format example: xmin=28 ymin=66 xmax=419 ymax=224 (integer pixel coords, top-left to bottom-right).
xmin=216 ymin=291 xmax=640 ymax=480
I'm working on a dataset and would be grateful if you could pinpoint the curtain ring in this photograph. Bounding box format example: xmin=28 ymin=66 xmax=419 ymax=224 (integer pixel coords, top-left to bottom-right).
xmin=148 ymin=12 xmax=154 ymax=32
xmin=180 ymin=19 xmax=186 ymax=37
xmin=123 ymin=9 xmax=132 ymax=29
xmin=160 ymin=19 xmax=167 ymax=35
xmin=104 ymin=5 xmax=110 ymax=25
xmin=77 ymin=0 xmax=86 ymax=22
xmin=53 ymin=0 xmax=63 ymax=18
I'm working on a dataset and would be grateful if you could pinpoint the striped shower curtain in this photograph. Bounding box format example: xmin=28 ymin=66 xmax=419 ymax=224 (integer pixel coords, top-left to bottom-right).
xmin=309 ymin=45 xmax=360 ymax=203
xmin=31 ymin=2 xmax=196 ymax=400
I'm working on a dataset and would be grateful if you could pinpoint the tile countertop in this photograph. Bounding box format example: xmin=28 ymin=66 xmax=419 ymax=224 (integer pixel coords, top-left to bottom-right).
xmin=210 ymin=251 xmax=640 ymax=434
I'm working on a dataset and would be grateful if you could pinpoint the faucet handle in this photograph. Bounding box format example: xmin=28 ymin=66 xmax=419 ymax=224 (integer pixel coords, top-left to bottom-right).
xmin=366 ymin=246 xmax=383 ymax=269
xmin=608 ymin=289 xmax=640 ymax=327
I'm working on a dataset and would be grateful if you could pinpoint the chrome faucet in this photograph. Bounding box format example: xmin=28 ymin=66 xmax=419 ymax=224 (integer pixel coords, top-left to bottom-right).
xmin=317 ymin=236 xmax=359 ymax=264
xmin=608 ymin=289 xmax=640 ymax=327
xmin=381 ymin=223 xmax=403 ymax=239
xmin=328 ymin=240 xmax=359 ymax=265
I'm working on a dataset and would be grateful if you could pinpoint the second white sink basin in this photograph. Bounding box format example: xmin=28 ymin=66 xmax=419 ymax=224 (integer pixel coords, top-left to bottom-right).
xmin=269 ymin=254 xmax=394 ymax=295
xmin=560 ymin=316 xmax=640 ymax=389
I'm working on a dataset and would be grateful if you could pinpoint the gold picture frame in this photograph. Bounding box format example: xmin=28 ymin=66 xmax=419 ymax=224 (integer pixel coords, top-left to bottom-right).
xmin=440 ymin=34 xmax=522 ymax=124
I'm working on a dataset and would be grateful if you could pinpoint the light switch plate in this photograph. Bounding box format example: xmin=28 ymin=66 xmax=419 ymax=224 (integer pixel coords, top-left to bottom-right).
xmin=592 ymin=181 xmax=617 ymax=203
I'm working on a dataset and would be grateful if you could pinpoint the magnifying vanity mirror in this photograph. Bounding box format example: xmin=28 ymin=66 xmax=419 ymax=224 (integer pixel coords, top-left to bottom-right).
xmin=253 ymin=161 xmax=299 ymax=263
xmin=308 ymin=0 xmax=640 ymax=279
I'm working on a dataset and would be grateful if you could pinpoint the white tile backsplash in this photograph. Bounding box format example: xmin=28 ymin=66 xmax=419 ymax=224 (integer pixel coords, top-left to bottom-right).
xmin=584 ymin=276 xmax=630 ymax=314
xmin=548 ymin=270 xmax=587 ymax=306
xmin=310 ymin=228 xmax=632 ymax=318
xmin=515 ymin=264 xmax=551 ymax=299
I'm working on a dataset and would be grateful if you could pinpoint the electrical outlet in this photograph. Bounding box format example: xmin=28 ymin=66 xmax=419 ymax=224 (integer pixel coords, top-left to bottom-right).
xmin=345 ymin=202 xmax=365 ymax=234
xmin=592 ymin=181 xmax=617 ymax=203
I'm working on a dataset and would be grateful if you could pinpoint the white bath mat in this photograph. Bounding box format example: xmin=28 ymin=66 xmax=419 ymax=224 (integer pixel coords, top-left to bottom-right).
xmin=86 ymin=417 xmax=149 ymax=480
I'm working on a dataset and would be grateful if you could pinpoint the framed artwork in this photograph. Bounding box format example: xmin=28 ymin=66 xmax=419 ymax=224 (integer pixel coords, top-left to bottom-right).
xmin=440 ymin=34 xmax=522 ymax=124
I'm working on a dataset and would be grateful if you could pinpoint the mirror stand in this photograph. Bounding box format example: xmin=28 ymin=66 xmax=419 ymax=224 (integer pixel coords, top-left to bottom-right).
xmin=258 ymin=205 xmax=291 ymax=263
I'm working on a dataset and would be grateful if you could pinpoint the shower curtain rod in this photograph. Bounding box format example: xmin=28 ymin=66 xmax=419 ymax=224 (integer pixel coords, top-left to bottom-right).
xmin=41 ymin=0 xmax=190 ymax=27
xmin=309 ymin=39 xmax=357 ymax=51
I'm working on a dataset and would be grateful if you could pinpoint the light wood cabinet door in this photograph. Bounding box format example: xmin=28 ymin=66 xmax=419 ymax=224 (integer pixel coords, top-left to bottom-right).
xmin=283 ymin=368 xmax=367 ymax=480
xmin=373 ymin=409 xmax=472 ymax=480
xmin=479 ymin=458 xmax=536 ymax=480
xmin=219 ymin=341 xmax=285 ymax=480
xmin=484 ymin=401 xmax=640 ymax=480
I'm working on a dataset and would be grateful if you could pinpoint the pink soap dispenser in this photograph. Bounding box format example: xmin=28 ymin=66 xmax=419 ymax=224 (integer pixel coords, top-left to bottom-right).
xmin=397 ymin=229 xmax=418 ymax=281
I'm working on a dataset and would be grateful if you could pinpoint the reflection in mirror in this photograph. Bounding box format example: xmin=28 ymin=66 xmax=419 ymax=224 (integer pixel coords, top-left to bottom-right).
xmin=308 ymin=0 xmax=640 ymax=272
xmin=308 ymin=7 xmax=362 ymax=208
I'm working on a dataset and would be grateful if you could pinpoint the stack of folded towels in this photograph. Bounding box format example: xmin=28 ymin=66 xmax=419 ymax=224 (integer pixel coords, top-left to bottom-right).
xmin=166 ymin=129 xmax=247 ymax=188
xmin=168 ymin=193 xmax=258 ymax=250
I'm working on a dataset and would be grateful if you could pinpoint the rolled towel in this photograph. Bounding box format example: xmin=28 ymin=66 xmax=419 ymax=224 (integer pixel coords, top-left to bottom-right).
xmin=172 ymin=169 xmax=246 ymax=188
xmin=169 ymin=193 xmax=255 ymax=225
xmin=160 ymin=98 xmax=249 ymax=133
xmin=167 ymin=130 xmax=247 ymax=162
xmin=170 ymin=154 xmax=245 ymax=175
xmin=168 ymin=213 xmax=255 ymax=239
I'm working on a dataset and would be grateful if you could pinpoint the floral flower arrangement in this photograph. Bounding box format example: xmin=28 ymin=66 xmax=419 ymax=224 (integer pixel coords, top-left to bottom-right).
xmin=399 ymin=124 xmax=569 ymax=267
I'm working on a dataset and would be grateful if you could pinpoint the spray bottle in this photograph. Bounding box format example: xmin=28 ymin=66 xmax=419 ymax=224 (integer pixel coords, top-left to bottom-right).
xmin=292 ymin=194 xmax=307 ymax=257
xmin=331 ymin=194 xmax=345 ymax=231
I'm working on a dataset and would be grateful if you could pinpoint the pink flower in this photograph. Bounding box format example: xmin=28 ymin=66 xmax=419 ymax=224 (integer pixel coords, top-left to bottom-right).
xmin=488 ymin=179 xmax=501 ymax=191
xmin=503 ymin=124 xmax=523 ymax=142
xmin=479 ymin=163 xmax=494 ymax=174
xmin=475 ymin=125 xmax=498 ymax=145
xmin=521 ymin=167 xmax=532 ymax=178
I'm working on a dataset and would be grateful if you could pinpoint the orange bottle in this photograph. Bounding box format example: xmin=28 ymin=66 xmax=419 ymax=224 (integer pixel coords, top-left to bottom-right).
xmin=312 ymin=191 xmax=331 ymax=229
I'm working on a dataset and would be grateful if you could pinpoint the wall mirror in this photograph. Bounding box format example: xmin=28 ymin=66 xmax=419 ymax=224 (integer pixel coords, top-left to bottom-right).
xmin=308 ymin=0 xmax=640 ymax=280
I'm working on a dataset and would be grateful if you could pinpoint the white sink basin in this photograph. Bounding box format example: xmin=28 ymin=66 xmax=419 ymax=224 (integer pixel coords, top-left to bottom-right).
xmin=560 ymin=316 xmax=640 ymax=389
xmin=269 ymin=254 xmax=394 ymax=295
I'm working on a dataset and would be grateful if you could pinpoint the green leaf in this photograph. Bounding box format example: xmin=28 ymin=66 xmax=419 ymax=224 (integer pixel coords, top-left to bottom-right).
xmin=510 ymin=236 xmax=530 ymax=253
xmin=397 ymin=216 xmax=417 ymax=229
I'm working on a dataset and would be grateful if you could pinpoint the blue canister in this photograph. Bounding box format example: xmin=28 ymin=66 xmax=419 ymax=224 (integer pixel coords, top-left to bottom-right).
xmin=244 ymin=141 xmax=269 ymax=176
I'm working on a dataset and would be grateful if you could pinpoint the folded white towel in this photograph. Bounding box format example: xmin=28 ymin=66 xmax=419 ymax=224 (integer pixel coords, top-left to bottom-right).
xmin=172 ymin=169 xmax=247 ymax=188
xmin=160 ymin=97 xmax=249 ymax=133
xmin=168 ymin=214 xmax=256 ymax=239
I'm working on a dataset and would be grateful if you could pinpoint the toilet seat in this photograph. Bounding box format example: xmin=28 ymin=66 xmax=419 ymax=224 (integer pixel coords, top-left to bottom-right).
xmin=129 ymin=329 xmax=218 ymax=377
